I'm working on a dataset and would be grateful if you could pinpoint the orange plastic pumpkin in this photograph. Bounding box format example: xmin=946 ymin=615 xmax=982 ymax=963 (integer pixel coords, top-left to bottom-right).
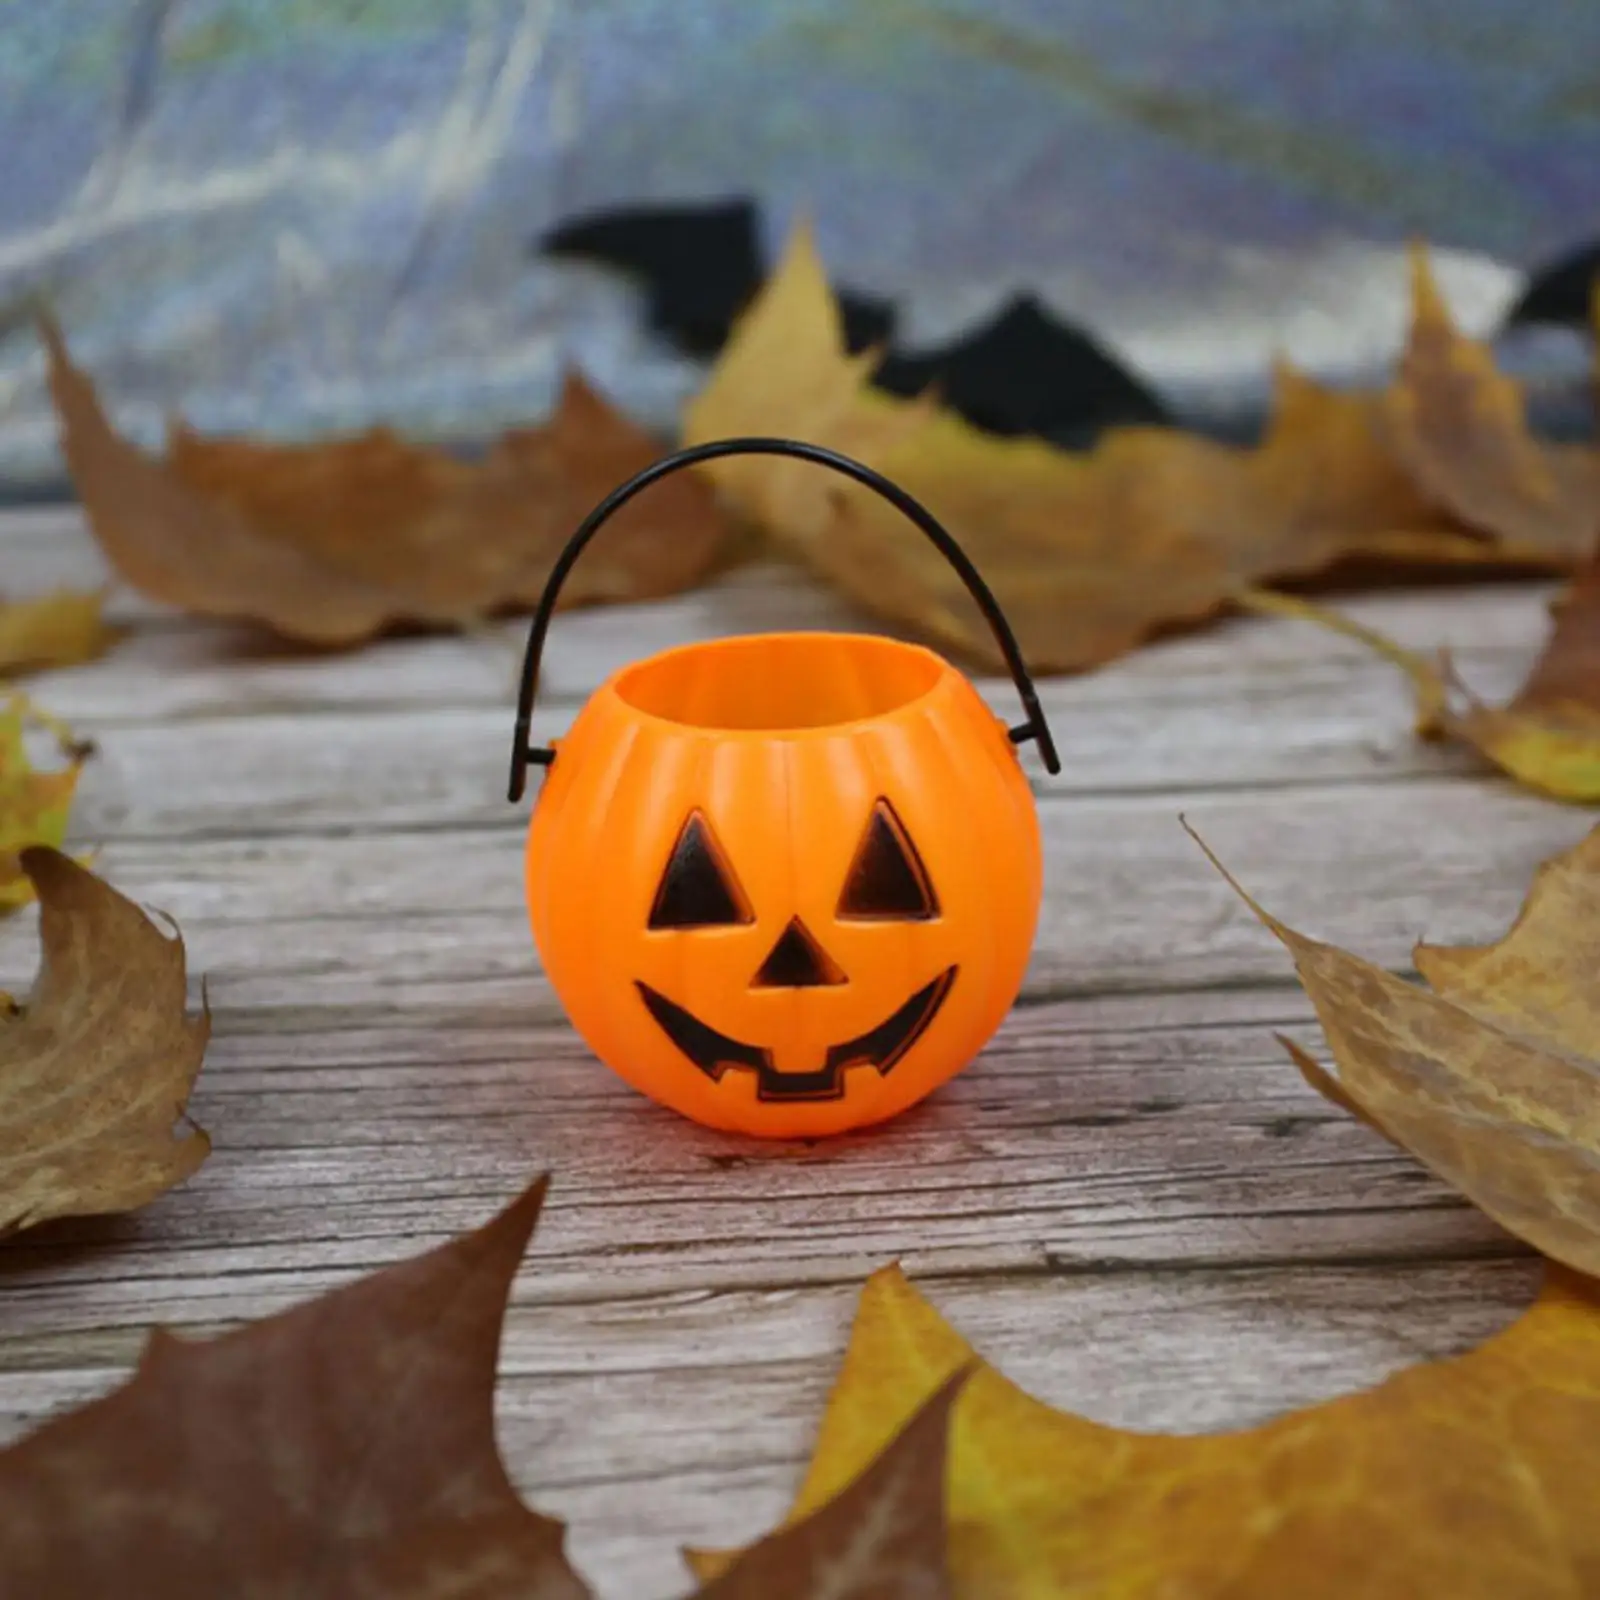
xmin=509 ymin=439 xmax=1058 ymax=1138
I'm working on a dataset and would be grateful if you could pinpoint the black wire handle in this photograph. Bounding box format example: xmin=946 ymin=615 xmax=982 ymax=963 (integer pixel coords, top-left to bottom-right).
xmin=508 ymin=436 xmax=1061 ymax=801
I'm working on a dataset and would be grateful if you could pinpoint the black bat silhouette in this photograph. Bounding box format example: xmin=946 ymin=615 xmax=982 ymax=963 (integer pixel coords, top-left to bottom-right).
xmin=538 ymin=197 xmax=1168 ymax=442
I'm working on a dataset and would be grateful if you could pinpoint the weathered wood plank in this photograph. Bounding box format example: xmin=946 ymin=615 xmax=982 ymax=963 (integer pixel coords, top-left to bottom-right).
xmin=0 ymin=989 xmax=1523 ymax=1347
xmin=65 ymin=644 xmax=1526 ymax=843
xmin=0 ymin=506 xmax=1573 ymax=1600
xmin=0 ymin=502 xmax=1562 ymax=667
xmin=0 ymin=1254 xmax=1540 ymax=1598
xmin=5 ymin=503 xmax=1555 ymax=729
xmin=1 ymin=776 xmax=1575 ymax=1019
xmin=23 ymin=572 xmax=1551 ymax=729
xmin=8 ymin=519 xmax=1557 ymax=838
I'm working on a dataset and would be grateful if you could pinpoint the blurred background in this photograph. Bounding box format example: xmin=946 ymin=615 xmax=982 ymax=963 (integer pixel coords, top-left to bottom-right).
xmin=1 ymin=0 xmax=1596 ymax=488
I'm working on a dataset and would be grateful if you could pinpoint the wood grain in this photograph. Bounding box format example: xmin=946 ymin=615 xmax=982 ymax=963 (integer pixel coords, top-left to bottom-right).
xmin=0 ymin=510 xmax=1569 ymax=1599
xmin=0 ymin=989 xmax=1522 ymax=1338
xmin=1 ymin=777 xmax=1576 ymax=1021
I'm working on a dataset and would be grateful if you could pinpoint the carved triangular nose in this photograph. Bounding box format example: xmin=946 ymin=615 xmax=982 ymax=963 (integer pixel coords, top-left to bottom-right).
xmin=752 ymin=917 xmax=847 ymax=989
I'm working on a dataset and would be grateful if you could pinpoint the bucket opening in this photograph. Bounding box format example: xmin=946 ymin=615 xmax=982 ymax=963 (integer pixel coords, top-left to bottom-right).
xmin=612 ymin=633 xmax=946 ymax=733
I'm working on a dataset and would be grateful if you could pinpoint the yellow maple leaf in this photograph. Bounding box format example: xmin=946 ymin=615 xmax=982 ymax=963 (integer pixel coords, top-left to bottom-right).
xmin=684 ymin=220 xmax=925 ymax=540
xmin=692 ymin=1263 xmax=1600 ymax=1598
xmin=0 ymin=589 xmax=113 ymax=678
xmin=0 ymin=696 xmax=86 ymax=914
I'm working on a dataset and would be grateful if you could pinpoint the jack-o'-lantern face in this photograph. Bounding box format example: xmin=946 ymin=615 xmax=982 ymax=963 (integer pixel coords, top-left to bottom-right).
xmin=525 ymin=631 xmax=1043 ymax=1139
xmin=636 ymin=800 xmax=956 ymax=1103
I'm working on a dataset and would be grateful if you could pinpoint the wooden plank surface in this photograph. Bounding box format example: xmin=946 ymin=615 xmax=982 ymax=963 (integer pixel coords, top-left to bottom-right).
xmin=0 ymin=508 xmax=1579 ymax=1597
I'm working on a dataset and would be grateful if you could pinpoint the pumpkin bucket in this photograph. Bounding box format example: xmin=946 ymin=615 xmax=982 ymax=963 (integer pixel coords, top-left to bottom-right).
xmin=508 ymin=438 xmax=1059 ymax=1138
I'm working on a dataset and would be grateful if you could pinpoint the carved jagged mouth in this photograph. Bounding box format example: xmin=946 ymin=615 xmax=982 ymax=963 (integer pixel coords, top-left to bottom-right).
xmin=635 ymin=968 xmax=958 ymax=1103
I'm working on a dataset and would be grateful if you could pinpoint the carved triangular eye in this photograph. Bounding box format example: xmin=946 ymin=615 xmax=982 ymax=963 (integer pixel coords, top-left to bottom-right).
xmin=649 ymin=811 xmax=754 ymax=930
xmin=837 ymin=799 xmax=940 ymax=921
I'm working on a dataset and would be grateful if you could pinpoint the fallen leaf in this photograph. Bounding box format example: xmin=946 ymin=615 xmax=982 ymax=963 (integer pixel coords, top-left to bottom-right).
xmin=0 ymin=696 xmax=86 ymax=913
xmin=692 ymin=1261 xmax=1600 ymax=1598
xmin=0 ymin=1176 xmax=593 ymax=1598
xmin=1238 ymin=562 xmax=1600 ymax=801
xmin=1 ymin=847 xmax=209 ymax=1233
xmin=1384 ymin=245 xmax=1600 ymax=561
xmin=44 ymin=319 xmax=734 ymax=645
xmin=686 ymin=229 xmax=1510 ymax=674
xmin=0 ymin=589 xmax=114 ymax=677
xmin=1195 ymin=821 xmax=1600 ymax=1278
xmin=1455 ymin=559 xmax=1600 ymax=798
xmin=683 ymin=221 xmax=925 ymax=543
xmin=692 ymin=1366 xmax=968 ymax=1600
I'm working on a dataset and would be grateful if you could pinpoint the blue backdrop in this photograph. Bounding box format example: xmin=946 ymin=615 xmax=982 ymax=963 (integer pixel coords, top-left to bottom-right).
xmin=1 ymin=0 xmax=1595 ymax=485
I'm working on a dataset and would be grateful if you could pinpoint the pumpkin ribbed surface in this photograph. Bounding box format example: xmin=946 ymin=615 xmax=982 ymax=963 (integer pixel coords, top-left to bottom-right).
xmin=526 ymin=632 xmax=1042 ymax=1138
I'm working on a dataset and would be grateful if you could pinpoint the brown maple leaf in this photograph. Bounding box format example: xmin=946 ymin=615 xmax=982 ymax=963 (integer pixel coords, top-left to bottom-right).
xmin=1383 ymin=245 xmax=1600 ymax=561
xmin=1195 ymin=821 xmax=1600 ymax=1276
xmin=43 ymin=319 xmax=734 ymax=646
xmin=1 ymin=847 xmax=209 ymax=1233
xmin=684 ymin=227 xmax=1541 ymax=675
xmin=0 ymin=1176 xmax=592 ymax=1598
xmin=692 ymin=1367 xmax=967 ymax=1600
xmin=1240 ymin=559 xmax=1600 ymax=801
xmin=692 ymin=1260 xmax=1600 ymax=1599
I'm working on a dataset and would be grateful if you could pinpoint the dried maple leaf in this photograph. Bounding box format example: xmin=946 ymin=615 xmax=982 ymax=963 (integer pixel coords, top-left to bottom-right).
xmin=685 ymin=229 xmax=1509 ymax=674
xmin=0 ymin=1176 xmax=592 ymax=1598
xmin=1443 ymin=559 xmax=1600 ymax=800
xmin=1239 ymin=563 xmax=1600 ymax=801
xmin=1 ymin=846 xmax=208 ymax=1233
xmin=692 ymin=1367 xmax=967 ymax=1600
xmin=684 ymin=221 xmax=925 ymax=541
xmin=0 ymin=589 xmax=114 ymax=677
xmin=691 ymin=1260 xmax=1600 ymax=1598
xmin=1384 ymin=245 xmax=1600 ymax=561
xmin=0 ymin=696 xmax=86 ymax=914
xmin=1195 ymin=821 xmax=1600 ymax=1279
xmin=43 ymin=319 xmax=734 ymax=645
